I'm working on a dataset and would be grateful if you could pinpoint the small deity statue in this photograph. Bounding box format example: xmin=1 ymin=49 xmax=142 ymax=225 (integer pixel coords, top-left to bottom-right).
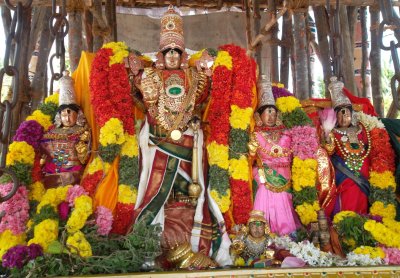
xmin=128 ymin=5 xmax=230 ymax=265
xmin=40 ymin=71 xmax=91 ymax=188
xmin=248 ymin=76 xmax=301 ymax=236
xmin=323 ymin=77 xmax=371 ymax=216
xmin=230 ymin=210 xmax=275 ymax=265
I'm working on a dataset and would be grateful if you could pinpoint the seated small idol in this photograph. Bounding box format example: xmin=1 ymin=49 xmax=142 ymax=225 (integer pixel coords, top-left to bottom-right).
xmin=248 ymin=76 xmax=301 ymax=236
xmin=230 ymin=210 xmax=275 ymax=266
xmin=40 ymin=71 xmax=91 ymax=188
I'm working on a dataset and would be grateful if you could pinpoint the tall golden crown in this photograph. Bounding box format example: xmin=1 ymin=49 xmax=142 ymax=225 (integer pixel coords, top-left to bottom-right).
xmin=258 ymin=75 xmax=275 ymax=108
xmin=328 ymin=76 xmax=351 ymax=109
xmin=160 ymin=5 xmax=184 ymax=52
xmin=247 ymin=210 xmax=266 ymax=224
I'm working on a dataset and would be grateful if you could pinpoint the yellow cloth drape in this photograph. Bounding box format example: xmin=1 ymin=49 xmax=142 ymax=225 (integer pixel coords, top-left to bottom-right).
xmin=72 ymin=51 xmax=118 ymax=212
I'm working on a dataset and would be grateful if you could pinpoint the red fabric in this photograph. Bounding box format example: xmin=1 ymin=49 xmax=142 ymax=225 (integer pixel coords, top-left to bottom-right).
xmin=343 ymin=87 xmax=377 ymax=116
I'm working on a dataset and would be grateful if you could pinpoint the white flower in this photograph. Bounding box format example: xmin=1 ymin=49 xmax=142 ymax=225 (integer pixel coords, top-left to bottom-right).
xmin=356 ymin=112 xmax=385 ymax=130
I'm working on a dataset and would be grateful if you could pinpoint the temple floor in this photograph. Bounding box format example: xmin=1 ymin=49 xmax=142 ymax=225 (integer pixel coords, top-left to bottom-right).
xmin=75 ymin=266 xmax=400 ymax=277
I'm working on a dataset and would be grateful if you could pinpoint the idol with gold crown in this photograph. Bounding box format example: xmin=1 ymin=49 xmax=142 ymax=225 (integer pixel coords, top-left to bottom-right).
xmin=128 ymin=5 xmax=231 ymax=266
xmin=40 ymin=71 xmax=91 ymax=188
xmin=230 ymin=210 xmax=275 ymax=265
xmin=248 ymin=76 xmax=301 ymax=236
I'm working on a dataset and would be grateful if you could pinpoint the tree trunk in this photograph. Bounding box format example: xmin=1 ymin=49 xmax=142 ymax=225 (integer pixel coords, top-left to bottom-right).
xmin=347 ymin=6 xmax=357 ymax=49
xmin=313 ymin=5 xmax=332 ymax=97
xmin=68 ymin=11 xmax=83 ymax=71
xmin=244 ymin=0 xmax=252 ymax=51
xmin=11 ymin=6 xmax=32 ymax=136
xmin=252 ymin=0 xmax=262 ymax=75
xmin=105 ymin=0 xmax=117 ymax=41
xmin=369 ymin=7 xmax=384 ymax=116
xmin=339 ymin=4 xmax=357 ymax=95
xmin=30 ymin=7 xmax=54 ymax=111
xmin=293 ymin=12 xmax=310 ymax=100
xmin=360 ymin=7 xmax=371 ymax=98
xmin=28 ymin=7 xmax=48 ymax=60
xmin=280 ymin=11 xmax=291 ymax=88
xmin=93 ymin=0 xmax=104 ymax=52
xmin=268 ymin=0 xmax=279 ymax=82
xmin=84 ymin=9 xmax=93 ymax=52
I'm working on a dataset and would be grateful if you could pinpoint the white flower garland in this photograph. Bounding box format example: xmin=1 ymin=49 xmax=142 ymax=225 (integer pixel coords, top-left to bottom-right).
xmin=355 ymin=111 xmax=385 ymax=131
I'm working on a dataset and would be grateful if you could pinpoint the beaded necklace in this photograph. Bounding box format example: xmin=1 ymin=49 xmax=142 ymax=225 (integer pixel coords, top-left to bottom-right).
xmin=333 ymin=122 xmax=371 ymax=173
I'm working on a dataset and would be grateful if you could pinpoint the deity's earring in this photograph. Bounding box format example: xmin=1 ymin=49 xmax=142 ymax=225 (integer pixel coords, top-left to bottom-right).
xmin=275 ymin=112 xmax=283 ymax=126
xmin=180 ymin=51 xmax=189 ymax=69
xmin=241 ymin=225 xmax=249 ymax=235
xmin=264 ymin=225 xmax=271 ymax=235
xmin=54 ymin=113 xmax=62 ymax=128
xmin=254 ymin=112 xmax=263 ymax=126
xmin=76 ymin=110 xmax=87 ymax=127
xmin=155 ymin=52 xmax=165 ymax=69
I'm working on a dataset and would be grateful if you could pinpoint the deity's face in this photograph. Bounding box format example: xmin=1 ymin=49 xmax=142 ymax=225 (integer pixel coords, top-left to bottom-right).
xmin=249 ymin=221 xmax=266 ymax=239
xmin=164 ymin=48 xmax=181 ymax=70
xmin=319 ymin=221 xmax=328 ymax=231
xmin=60 ymin=108 xmax=78 ymax=127
xmin=260 ymin=106 xmax=277 ymax=127
xmin=336 ymin=106 xmax=352 ymax=128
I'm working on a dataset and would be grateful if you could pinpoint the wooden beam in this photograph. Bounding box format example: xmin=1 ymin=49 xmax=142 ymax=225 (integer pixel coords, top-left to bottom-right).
xmin=1 ymin=0 xmax=400 ymax=8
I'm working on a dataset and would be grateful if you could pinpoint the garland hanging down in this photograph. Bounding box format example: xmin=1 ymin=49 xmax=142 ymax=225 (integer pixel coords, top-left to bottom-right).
xmin=83 ymin=42 xmax=139 ymax=235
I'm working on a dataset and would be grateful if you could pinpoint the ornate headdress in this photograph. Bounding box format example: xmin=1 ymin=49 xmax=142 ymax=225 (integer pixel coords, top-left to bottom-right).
xmin=329 ymin=76 xmax=351 ymax=109
xmin=59 ymin=71 xmax=77 ymax=106
xmin=160 ymin=5 xmax=184 ymax=52
xmin=258 ymin=75 xmax=275 ymax=108
xmin=247 ymin=210 xmax=266 ymax=225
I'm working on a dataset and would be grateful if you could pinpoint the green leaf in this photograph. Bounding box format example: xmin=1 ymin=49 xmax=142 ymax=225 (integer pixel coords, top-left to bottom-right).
xmin=47 ymin=240 xmax=63 ymax=254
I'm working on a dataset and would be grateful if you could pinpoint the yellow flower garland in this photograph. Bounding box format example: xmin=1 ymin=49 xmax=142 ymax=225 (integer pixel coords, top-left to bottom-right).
xmin=383 ymin=218 xmax=400 ymax=234
xmin=369 ymin=201 xmax=396 ymax=220
xmin=28 ymin=219 xmax=59 ymax=251
xmin=229 ymin=105 xmax=253 ymax=130
xmin=212 ymin=50 xmax=232 ymax=71
xmin=6 ymin=141 xmax=35 ymax=166
xmin=364 ymin=220 xmax=400 ymax=248
xmin=28 ymin=181 xmax=46 ymax=202
xmin=188 ymin=49 xmax=205 ymax=67
xmin=369 ymin=171 xmax=396 ymax=190
xmin=291 ymin=157 xmax=318 ymax=191
xmin=87 ymin=156 xmax=110 ymax=175
xmin=66 ymin=195 xmax=93 ymax=233
xmin=66 ymin=231 xmax=93 ymax=258
xmin=275 ymin=96 xmax=301 ymax=113
xmin=229 ymin=157 xmax=249 ymax=181
xmin=44 ymin=93 xmax=59 ymax=105
xmin=207 ymin=141 xmax=229 ymax=170
xmin=120 ymin=133 xmax=139 ymax=157
xmin=332 ymin=210 xmax=358 ymax=224
xmin=26 ymin=110 xmax=52 ymax=131
xmin=99 ymin=118 xmax=126 ymax=146
xmin=294 ymin=201 xmax=319 ymax=225
xmin=37 ymin=186 xmax=72 ymax=213
xmin=353 ymin=246 xmax=385 ymax=259
xmin=0 ymin=230 xmax=26 ymax=261
xmin=117 ymin=185 xmax=137 ymax=204
xmin=103 ymin=41 xmax=129 ymax=66
xmin=210 ymin=189 xmax=231 ymax=213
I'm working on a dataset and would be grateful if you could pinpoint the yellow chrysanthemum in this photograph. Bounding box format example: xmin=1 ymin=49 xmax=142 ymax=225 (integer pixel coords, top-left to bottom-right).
xmin=234 ymin=257 xmax=246 ymax=266
xmin=28 ymin=219 xmax=58 ymax=251
xmin=333 ymin=210 xmax=358 ymax=224
xmin=370 ymin=201 xmax=396 ymax=220
xmin=229 ymin=156 xmax=249 ymax=181
xmin=103 ymin=41 xmax=129 ymax=65
xmin=66 ymin=231 xmax=92 ymax=258
xmin=343 ymin=238 xmax=356 ymax=249
xmin=229 ymin=105 xmax=253 ymax=130
xmin=99 ymin=118 xmax=126 ymax=146
xmin=6 ymin=141 xmax=35 ymax=166
xmin=383 ymin=218 xmax=400 ymax=234
xmin=295 ymin=201 xmax=319 ymax=225
xmin=37 ymin=188 xmax=59 ymax=213
xmin=121 ymin=133 xmax=139 ymax=158
xmin=74 ymin=195 xmax=93 ymax=214
xmin=87 ymin=156 xmax=110 ymax=175
xmin=26 ymin=110 xmax=52 ymax=131
xmin=188 ymin=49 xmax=205 ymax=67
xmin=369 ymin=171 xmax=396 ymax=190
xmin=210 ymin=189 xmax=231 ymax=213
xmin=353 ymin=246 xmax=385 ymax=259
xmin=364 ymin=220 xmax=400 ymax=248
xmin=28 ymin=181 xmax=46 ymax=202
xmin=66 ymin=196 xmax=93 ymax=234
xmin=44 ymin=93 xmax=59 ymax=106
xmin=276 ymin=96 xmax=301 ymax=113
xmin=291 ymin=157 xmax=317 ymax=191
xmin=56 ymin=185 xmax=72 ymax=202
xmin=207 ymin=141 xmax=229 ymax=169
xmin=212 ymin=51 xmax=232 ymax=71
xmin=118 ymin=184 xmax=137 ymax=204
xmin=0 ymin=230 xmax=26 ymax=261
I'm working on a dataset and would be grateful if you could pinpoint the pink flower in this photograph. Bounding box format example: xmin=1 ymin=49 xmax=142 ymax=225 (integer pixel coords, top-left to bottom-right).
xmin=95 ymin=206 xmax=113 ymax=236
xmin=0 ymin=183 xmax=29 ymax=235
xmin=58 ymin=201 xmax=70 ymax=221
xmin=289 ymin=126 xmax=319 ymax=160
xmin=319 ymin=108 xmax=336 ymax=138
xmin=67 ymin=185 xmax=88 ymax=206
xmin=382 ymin=247 xmax=400 ymax=265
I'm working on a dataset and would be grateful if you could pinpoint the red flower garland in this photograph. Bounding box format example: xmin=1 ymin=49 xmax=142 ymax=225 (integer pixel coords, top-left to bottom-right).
xmin=81 ymin=170 xmax=103 ymax=196
xmin=370 ymin=128 xmax=396 ymax=173
xmin=31 ymin=154 xmax=42 ymax=183
xmin=110 ymin=203 xmax=135 ymax=235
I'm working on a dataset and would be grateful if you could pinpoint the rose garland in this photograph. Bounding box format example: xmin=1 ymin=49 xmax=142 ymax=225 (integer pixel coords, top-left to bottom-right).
xmin=207 ymin=50 xmax=233 ymax=226
xmin=221 ymin=44 xmax=255 ymax=225
xmin=272 ymin=89 xmax=320 ymax=226
xmin=85 ymin=41 xmax=139 ymax=234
